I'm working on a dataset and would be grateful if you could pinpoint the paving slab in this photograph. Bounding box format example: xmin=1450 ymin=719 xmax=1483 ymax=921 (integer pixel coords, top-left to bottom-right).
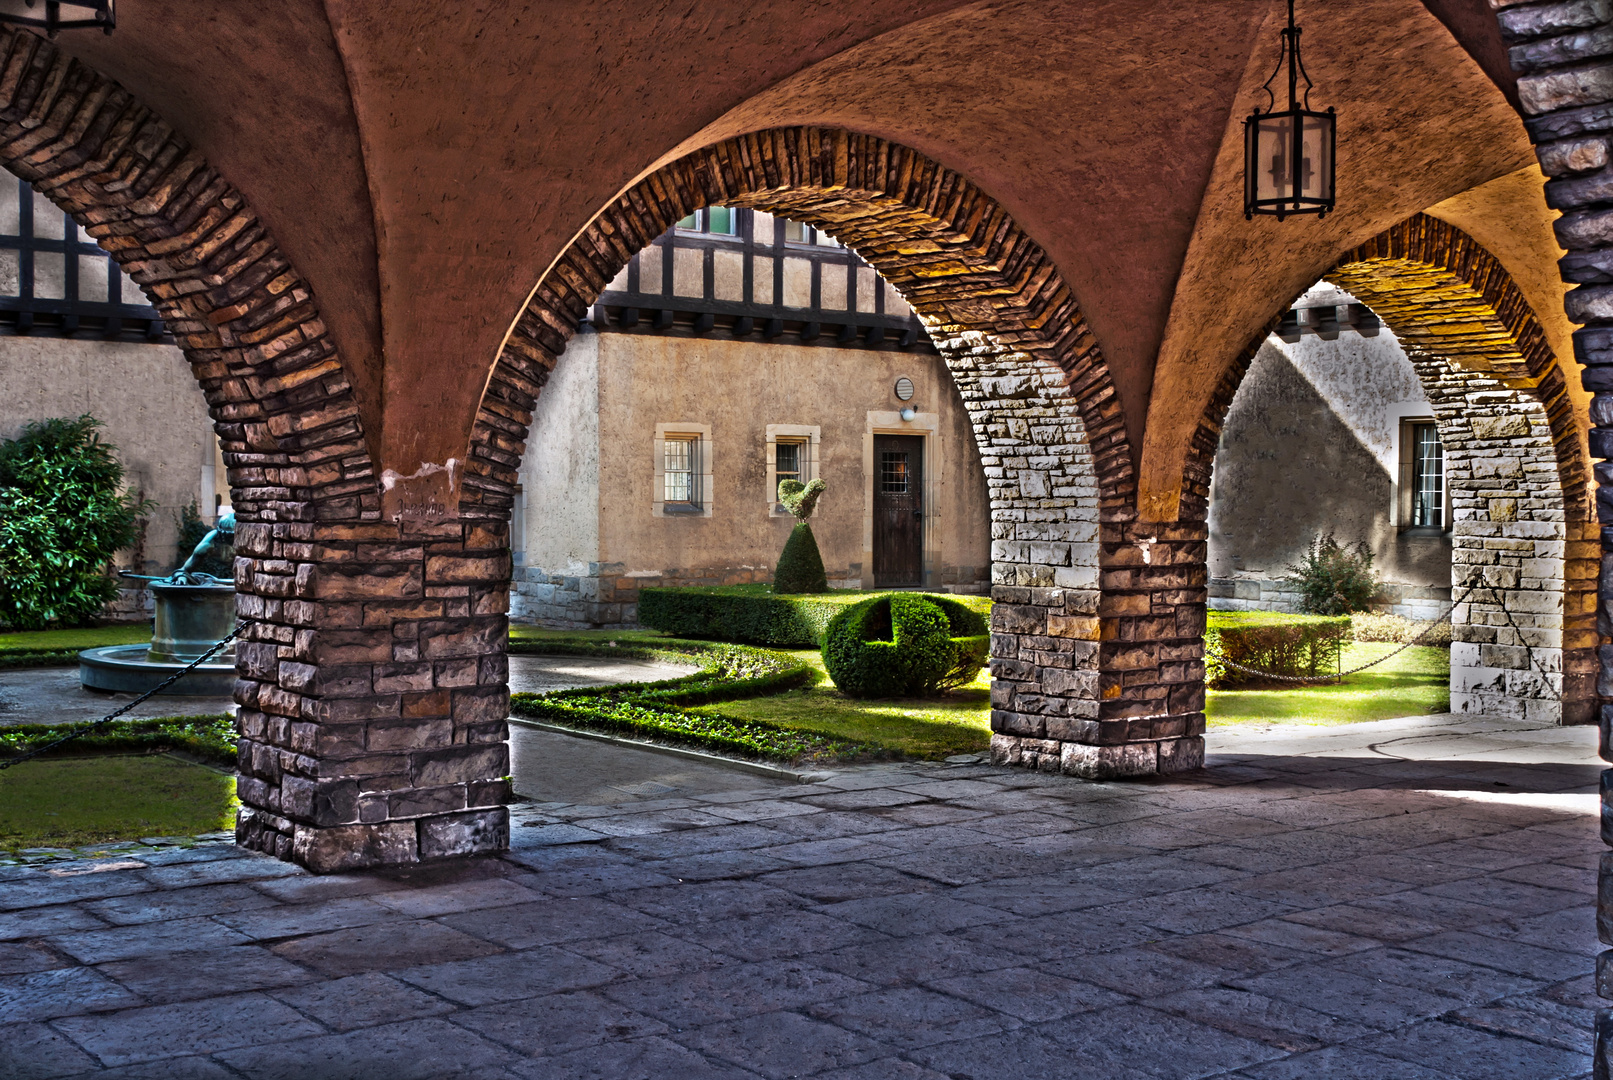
xmin=0 ymin=709 xmax=1600 ymax=1077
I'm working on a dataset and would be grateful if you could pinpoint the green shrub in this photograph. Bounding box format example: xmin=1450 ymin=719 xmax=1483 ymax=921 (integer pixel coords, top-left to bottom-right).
xmin=1283 ymin=534 xmax=1380 ymax=615
xmin=822 ymin=593 xmax=988 ymax=698
xmin=1205 ymin=610 xmax=1350 ymax=688
xmin=639 ymin=585 xmax=864 ymax=645
xmin=175 ymin=499 xmax=234 ymax=578
xmin=1351 ymin=612 xmax=1452 ymax=647
xmin=0 ymin=416 xmax=153 ymax=630
xmin=773 ymin=523 xmax=828 ymax=594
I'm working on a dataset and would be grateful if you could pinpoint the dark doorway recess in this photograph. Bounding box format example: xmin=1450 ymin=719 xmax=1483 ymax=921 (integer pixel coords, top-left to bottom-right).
xmin=874 ymin=434 xmax=924 ymax=586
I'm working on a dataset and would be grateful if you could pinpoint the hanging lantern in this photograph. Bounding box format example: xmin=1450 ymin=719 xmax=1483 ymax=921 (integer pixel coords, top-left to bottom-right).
xmin=0 ymin=1 xmax=114 ymax=36
xmin=1245 ymin=0 xmax=1334 ymax=220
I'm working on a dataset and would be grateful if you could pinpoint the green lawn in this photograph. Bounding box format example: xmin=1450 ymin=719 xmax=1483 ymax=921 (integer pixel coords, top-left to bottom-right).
xmin=1206 ymin=641 xmax=1451 ymax=726
xmin=0 ymin=624 xmax=149 ymax=654
xmin=0 ymin=755 xmax=237 ymax=853
xmin=690 ymin=648 xmax=992 ymax=759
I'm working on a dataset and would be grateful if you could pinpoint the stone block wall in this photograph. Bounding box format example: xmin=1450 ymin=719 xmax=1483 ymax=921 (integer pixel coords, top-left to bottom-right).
xmin=1208 ymin=578 xmax=1452 ymax=621
xmin=232 ymin=519 xmax=512 ymax=872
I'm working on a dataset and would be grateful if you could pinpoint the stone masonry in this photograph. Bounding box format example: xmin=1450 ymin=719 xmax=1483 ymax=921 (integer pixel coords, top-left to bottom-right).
xmin=0 ymin=30 xmax=511 ymax=872
xmin=1477 ymin=0 xmax=1613 ymax=1065
xmin=471 ymin=128 xmax=1201 ymax=778
xmin=1326 ymin=217 xmax=1599 ymax=727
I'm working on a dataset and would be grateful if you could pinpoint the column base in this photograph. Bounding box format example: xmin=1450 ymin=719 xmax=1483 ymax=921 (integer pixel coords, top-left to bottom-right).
xmin=238 ymin=807 xmax=509 ymax=874
xmin=990 ymin=733 xmax=1204 ymax=778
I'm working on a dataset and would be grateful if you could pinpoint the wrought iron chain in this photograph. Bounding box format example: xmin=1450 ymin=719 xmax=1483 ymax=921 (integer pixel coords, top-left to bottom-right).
xmin=1214 ymin=579 xmax=1483 ymax=685
xmin=0 ymin=619 xmax=255 ymax=771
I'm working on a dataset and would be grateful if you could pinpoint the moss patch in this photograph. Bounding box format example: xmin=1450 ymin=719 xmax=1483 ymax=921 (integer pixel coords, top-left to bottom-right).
xmin=1206 ymin=642 xmax=1450 ymax=726
xmin=0 ymin=755 xmax=237 ymax=852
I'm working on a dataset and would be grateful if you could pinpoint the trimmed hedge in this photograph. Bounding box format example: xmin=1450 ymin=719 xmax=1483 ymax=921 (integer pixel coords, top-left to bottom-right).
xmin=1205 ymin=611 xmax=1350 ymax=688
xmin=637 ymin=584 xmax=990 ymax=647
xmin=0 ymin=714 xmax=235 ymax=767
xmin=822 ymin=594 xmax=989 ymax=698
xmin=508 ymin=634 xmax=872 ymax=762
xmin=1351 ymin=612 xmax=1452 ymax=647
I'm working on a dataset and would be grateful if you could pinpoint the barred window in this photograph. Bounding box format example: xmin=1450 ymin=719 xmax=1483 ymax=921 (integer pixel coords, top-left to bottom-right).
xmin=1411 ymin=422 xmax=1443 ymax=529
xmin=664 ymin=435 xmax=701 ymax=510
xmin=881 ymin=450 xmax=910 ymax=494
xmin=674 ymin=206 xmax=737 ymax=236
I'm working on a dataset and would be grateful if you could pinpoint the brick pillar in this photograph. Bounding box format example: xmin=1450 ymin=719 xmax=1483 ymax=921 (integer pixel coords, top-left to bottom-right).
xmin=1490 ymin=0 xmax=1613 ymax=1063
xmin=232 ymin=518 xmax=512 ymax=873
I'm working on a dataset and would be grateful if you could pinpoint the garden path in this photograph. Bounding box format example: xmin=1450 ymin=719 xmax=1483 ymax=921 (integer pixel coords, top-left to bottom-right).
xmin=0 ymin=712 xmax=1600 ymax=1077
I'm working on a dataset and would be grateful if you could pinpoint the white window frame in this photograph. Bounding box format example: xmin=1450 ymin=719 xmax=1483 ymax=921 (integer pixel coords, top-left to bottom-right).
xmin=765 ymin=424 xmax=821 ymax=517
xmin=654 ymin=423 xmax=713 ymax=518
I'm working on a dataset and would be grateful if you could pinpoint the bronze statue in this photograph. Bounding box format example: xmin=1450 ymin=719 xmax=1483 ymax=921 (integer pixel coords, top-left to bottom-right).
xmin=121 ymin=510 xmax=235 ymax=586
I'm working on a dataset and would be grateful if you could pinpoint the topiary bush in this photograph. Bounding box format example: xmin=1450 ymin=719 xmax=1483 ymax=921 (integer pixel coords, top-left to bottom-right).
xmin=0 ymin=416 xmax=152 ymax=630
xmin=822 ymin=593 xmax=988 ymax=698
xmin=1351 ymin=612 xmax=1452 ymax=647
xmin=773 ymin=478 xmax=829 ymax=594
xmin=774 ymin=523 xmax=828 ymax=594
xmin=1283 ymin=533 xmax=1380 ymax=615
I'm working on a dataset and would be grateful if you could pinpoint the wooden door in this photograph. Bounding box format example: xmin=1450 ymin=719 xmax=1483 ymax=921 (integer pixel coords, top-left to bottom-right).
xmin=873 ymin=434 xmax=924 ymax=586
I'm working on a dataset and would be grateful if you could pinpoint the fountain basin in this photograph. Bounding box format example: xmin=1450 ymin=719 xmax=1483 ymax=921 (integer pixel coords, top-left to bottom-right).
xmin=78 ymin=581 xmax=239 ymax=697
xmin=79 ymin=644 xmax=236 ymax=696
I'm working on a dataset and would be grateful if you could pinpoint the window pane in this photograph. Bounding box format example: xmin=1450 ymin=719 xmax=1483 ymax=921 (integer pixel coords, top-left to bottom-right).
xmin=881 ymin=451 xmax=909 ymax=494
xmin=675 ymin=211 xmax=700 ymax=230
xmin=783 ymin=220 xmax=807 ymax=243
xmin=776 ymin=441 xmax=800 ymax=480
xmin=664 ymin=437 xmax=698 ymax=506
xmin=1412 ymin=423 xmax=1443 ymax=528
xmin=708 ymin=206 xmax=734 ymax=234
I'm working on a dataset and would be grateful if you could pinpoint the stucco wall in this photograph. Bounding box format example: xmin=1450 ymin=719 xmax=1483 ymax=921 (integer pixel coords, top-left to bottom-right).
xmin=516 ymin=332 xmax=599 ymax=574
xmin=0 ymin=335 xmax=215 ymax=587
xmin=1208 ymin=295 xmax=1452 ymax=614
xmin=512 ymin=328 xmax=992 ymax=626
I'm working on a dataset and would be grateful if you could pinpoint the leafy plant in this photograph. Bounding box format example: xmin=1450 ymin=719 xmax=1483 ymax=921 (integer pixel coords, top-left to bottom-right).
xmin=175 ymin=498 xmax=234 ymax=578
xmin=1204 ymin=611 xmax=1350 ymax=688
xmin=822 ymin=593 xmax=988 ymax=698
xmin=1350 ymin=611 xmax=1451 ymax=647
xmin=0 ymin=416 xmax=152 ymax=630
xmin=1282 ymin=533 xmax=1380 ymax=615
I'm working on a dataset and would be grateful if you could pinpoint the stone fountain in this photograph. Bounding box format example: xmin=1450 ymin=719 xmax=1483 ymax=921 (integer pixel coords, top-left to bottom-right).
xmin=79 ymin=512 xmax=238 ymax=696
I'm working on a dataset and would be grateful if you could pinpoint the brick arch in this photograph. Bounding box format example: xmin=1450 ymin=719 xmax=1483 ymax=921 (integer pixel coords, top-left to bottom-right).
xmin=1190 ymin=212 xmax=1596 ymax=725
xmin=475 ymin=128 xmax=1207 ymax=780
xmin=0 ymin=29 xmax=377 ymax=522
xmin=465 ymin=127 xmax=1132 ymax=525
xmin=0 ymin=31 xmax=513 ymax=869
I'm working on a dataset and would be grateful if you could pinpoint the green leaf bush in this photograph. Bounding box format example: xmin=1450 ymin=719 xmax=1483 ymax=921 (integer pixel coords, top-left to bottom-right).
xmin=0 ymin=416 xmax=153 ymax=630
xmin=1205 ymin=610 xmax=1351 ymax=688
xmin=822 ymin=593 xmax=988 ymax=698
xmin=1283 ymin=533 xmax=1381 ymax=615
xmin=1350 ymin=611 xmax=1452 ymax=647
xmin=0 ymin=714 xmax=235 ymax=766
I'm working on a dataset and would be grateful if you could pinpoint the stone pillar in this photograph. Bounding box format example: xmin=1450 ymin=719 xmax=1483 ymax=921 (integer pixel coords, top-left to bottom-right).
xmin=943 ymin=342 xmax=1204 ymax=778
xmin=1490 ymin=0 xmax=1613 ymax=1064
xmin=232 ymin=517 xmax=512 ymax=873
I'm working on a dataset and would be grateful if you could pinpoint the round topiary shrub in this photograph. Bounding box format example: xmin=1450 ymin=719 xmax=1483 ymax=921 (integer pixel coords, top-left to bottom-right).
xmin=822 ymin=593 xmax=989 ymax=698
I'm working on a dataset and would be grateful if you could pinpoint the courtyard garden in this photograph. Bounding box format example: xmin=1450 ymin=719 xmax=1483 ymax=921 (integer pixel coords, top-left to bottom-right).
xmin=0 ymin=588 xmax=1454 ymax=853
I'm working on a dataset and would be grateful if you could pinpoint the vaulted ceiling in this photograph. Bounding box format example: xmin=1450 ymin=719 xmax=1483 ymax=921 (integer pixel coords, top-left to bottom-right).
xmin=43 ymin=0 xmax=1558 ymax=519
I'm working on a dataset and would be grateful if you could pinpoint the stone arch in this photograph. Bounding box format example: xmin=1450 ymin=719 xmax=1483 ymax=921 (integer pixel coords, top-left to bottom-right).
xmin=0 ymin=31 xmax=506 ymax=870
xmin=1191 ymin=213 xmax=1596 ymax=725
xmin=472 ymin=128 xmax=1202 ymax=779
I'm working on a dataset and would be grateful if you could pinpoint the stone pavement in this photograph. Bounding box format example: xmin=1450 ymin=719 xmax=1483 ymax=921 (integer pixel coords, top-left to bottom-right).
xmin=0 ymin=713 xmax=1600 ymax=1078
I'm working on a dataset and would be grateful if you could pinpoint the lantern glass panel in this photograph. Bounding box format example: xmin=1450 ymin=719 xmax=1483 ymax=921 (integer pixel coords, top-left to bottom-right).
xmin=1300 ymin=112 xmax=1333 ymax=204
xmin=1252 ymin=114 xmax=1295 ymax=203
